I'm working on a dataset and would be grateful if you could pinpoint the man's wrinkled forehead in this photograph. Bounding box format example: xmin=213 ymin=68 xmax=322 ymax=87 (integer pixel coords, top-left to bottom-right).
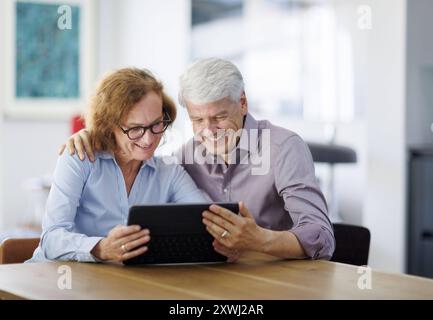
xmin=186 ymin=98 xmax=235 ymax=118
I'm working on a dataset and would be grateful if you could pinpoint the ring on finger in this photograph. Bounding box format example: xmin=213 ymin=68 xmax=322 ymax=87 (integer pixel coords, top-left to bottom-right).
xmin=221 ymin=230 xmax=229 ymax=238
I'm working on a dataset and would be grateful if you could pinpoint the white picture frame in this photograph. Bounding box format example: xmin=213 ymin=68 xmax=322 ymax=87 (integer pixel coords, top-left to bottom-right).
xmin=1 ymin=0 xmax=97 ymax=120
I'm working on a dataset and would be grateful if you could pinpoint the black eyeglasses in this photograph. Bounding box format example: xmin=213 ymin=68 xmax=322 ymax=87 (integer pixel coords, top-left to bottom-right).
xmin=119 ymin=111 xmax=172 ymax=140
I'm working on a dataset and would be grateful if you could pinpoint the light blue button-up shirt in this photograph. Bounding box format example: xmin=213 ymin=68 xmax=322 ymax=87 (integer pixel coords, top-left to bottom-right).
xmin=28 ymin=151 xmax=206 ymax=263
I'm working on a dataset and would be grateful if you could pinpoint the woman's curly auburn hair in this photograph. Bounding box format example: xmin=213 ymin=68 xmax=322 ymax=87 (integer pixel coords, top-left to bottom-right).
xmin=85 ymin=67 xmax=176 ymax=153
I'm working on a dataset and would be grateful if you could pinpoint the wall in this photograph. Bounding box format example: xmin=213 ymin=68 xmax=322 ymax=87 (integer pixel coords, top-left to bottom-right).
xmin=406 ymin=0 xmax=433 ymax=146
xmin=320 ymin=0 xmax=407 ymax=273
xmin=363 ymin=0 xmax=407 ymax=273
xmin=1 ymin=121 xmax=69 ymax=229
xmin=97 ymin=0 xmax=193 ymax=153
xmin=0 ymin=0 xmax=414 ymax=275
xmin=0 ymin=0 xmax=5 ymax=229
xmin=0 ymin=0 xmax=191 ymax=230
xmin=0 ymin=120 xmax=3 ymax=230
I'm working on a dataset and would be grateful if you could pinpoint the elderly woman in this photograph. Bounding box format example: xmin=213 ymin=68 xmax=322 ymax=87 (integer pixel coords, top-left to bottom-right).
xmin=28 ymin=68 xmax=206 ymax=263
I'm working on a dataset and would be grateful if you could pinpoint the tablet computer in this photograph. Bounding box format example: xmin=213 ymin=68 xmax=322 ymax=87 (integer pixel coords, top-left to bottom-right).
xmin=124 ymin=202 xmax=239 ymax=265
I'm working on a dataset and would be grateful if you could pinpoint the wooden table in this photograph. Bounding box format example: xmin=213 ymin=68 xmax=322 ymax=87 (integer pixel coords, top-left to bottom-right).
xmin=0 ymin=252 xmax=432 ymax=299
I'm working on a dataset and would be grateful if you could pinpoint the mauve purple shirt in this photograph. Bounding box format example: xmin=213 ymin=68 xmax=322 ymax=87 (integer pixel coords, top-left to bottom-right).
xmin=176 ymin=113 xmax=335 ymax=260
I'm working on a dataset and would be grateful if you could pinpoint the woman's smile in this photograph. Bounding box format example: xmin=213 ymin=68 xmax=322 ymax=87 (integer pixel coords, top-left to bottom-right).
xmin=133 ymin=142 xmax=154 ymax=151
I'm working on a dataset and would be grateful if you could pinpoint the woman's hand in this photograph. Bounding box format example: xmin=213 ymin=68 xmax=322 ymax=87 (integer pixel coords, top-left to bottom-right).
xmin=91 ymin=225 xmax=150 ymax=262
xmin=58 ymin=128 xmax=95 ymax=162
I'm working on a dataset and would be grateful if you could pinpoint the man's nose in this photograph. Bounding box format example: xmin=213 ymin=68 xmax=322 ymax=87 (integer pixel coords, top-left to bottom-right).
xmin=202 ymin=120 xmax=218 ymax=135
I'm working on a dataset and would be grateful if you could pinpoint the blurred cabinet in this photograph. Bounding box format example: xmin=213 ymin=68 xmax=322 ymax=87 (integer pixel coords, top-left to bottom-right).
xmin=408 ymin=147 xmax=433 ymax=278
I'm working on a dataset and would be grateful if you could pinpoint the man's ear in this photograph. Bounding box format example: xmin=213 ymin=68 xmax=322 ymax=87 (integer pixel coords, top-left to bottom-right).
xmin=240 ymin=91 xmax=248 ymax=115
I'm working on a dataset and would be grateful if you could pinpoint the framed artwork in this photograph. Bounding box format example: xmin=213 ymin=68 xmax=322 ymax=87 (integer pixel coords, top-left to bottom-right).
xmin=0 ymin=0 xmax=96 ymax=119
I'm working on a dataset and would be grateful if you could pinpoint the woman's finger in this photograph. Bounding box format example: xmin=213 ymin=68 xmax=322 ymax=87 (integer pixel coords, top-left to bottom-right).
xmin=114 ymin=228 xmax=149 ymax=246
xmin=124 ymin=235 xmax=150 ymax=251
xmin=120 ymin=246 xmax=148 ymax=261
xmin=111 ymin=225 xmax=142 ymax=239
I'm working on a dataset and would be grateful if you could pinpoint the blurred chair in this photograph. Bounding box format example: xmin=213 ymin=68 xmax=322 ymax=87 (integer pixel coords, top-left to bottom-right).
xmin=331 ymin=223 xmax=370 ymax=266
xmin=307 ymin=142 xmax=357 ymax=222
xmin=307 ymin=142 xmax=357 ymax=164
xmin=0 ymin=238 xmax=40 ymax=264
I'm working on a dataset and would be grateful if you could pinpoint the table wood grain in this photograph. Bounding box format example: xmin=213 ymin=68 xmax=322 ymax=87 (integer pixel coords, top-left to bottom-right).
xmin=1 ymin=252 xmax=432 ymax=299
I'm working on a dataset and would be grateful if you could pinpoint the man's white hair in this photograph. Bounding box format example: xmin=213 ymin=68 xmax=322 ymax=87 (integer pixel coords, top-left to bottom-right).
xmin=178 ymin=58 xmax=245 ymax=107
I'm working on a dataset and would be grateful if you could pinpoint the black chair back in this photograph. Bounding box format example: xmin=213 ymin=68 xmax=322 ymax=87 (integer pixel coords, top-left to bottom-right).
xmin=331 ymin=223 xmax=371 ymax=266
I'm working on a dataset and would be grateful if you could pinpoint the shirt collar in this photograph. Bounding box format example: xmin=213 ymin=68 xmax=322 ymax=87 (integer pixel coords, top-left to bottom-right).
xmin=237 ymin=113 xmax=259 ymax=154
xmin=97 ymin=151 xmax=157 ymax=170
xmin=212 ymin=113 xmax=260 ymax=165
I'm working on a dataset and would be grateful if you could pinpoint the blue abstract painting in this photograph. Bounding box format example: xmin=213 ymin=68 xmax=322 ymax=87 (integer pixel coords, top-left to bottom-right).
xmin=16 ymin=1 xmax=80 ymax=98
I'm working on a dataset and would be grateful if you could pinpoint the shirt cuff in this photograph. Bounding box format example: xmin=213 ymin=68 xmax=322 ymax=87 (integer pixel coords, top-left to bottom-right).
xmin=77 ymin=236 xmax=104 ymax=262
xmin=290 ymin=223 xmax=335 ymax=260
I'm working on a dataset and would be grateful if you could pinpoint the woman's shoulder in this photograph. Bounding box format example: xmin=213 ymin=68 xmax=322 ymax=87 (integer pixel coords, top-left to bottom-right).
xmin=54 ymin=152 xmax=93 ymax=181
xmin=54 ymin=151 xmax=120 ymax=186
xmin=57 ymin=150 xmax=111 ymax=175
xmin=58 ymin=150 xmax=92 ymax=167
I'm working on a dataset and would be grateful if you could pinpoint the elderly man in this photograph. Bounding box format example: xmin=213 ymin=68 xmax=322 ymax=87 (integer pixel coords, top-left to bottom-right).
xmin=60 ymin=58 xmax=335 ymax=261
